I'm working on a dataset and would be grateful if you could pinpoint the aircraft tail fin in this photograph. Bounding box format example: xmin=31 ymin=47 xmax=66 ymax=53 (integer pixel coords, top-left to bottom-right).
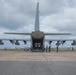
xmin=35 ymin=2 xmax=40 ymax=31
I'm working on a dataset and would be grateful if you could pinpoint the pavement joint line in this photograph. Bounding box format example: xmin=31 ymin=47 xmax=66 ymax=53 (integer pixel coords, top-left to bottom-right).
xmin=41 ymin=53 xmax=48 ymax=61
xmin=0 ymin=51 xmax=76 ymax=61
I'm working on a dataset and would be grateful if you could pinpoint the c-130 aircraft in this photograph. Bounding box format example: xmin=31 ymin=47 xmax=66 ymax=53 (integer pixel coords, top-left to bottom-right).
xmin=0 ymin=2 xmax=76 ymax=52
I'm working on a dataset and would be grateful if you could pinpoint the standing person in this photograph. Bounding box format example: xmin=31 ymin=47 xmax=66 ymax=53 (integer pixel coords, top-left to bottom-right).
xmin=72 ymin=47 xmax=74 ymax=51
xmin=49 ymin=46 xmax=51 ymax=52
xmin=46 ymin=45 xmax=48 ymax=52
xmin=57 ymin=46 xmax=59 ymax=52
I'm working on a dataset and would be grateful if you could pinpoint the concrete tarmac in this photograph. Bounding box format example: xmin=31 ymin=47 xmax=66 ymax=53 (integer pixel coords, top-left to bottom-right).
xmin=0 ymin=51 xmax=76 ymax=61
xmin=0 ymin=51 xmax=76 ymax=75
xmin=0 ymin=61 xmax=76 ymax=75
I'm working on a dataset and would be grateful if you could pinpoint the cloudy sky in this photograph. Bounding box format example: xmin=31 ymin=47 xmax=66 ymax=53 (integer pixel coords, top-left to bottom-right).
xmin=0 ymin=0 xmax=76 ymax=48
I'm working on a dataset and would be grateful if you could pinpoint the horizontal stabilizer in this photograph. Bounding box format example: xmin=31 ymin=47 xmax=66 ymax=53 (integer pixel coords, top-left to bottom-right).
xmin=4 ymin=32 xmax=31 ymax=35
xmin=44 ymin=33 xmax=71 ymax=35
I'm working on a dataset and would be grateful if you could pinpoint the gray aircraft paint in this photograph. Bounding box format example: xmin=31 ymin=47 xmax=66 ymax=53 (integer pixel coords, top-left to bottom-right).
xmin=35 ymin=2 xmax=39 ymax=31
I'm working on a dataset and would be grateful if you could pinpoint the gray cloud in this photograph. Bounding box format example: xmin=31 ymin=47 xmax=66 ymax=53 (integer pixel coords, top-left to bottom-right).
xmin=0 ymin=0 xmax=76 ymax=35
xmin=67 ymin=0 xmax=76 ymax=7
xmin=0 ymin=0 xmax=35 ymax=30
xmin=38 ymin=0 xmax=66 ymax=16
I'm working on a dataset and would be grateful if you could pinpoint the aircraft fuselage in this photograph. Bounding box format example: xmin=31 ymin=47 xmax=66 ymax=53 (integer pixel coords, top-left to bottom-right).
xmin=31 ymin=31 xmax=44 ymax=51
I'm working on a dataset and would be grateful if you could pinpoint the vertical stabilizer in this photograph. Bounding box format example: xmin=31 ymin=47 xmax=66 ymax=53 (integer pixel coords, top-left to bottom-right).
xmin=35 ymin=2 xmax=40 ymax=31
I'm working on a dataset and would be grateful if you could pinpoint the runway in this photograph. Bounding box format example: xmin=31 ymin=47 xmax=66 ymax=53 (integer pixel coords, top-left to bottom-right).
xmin=0 ymin=61 xmax=76 ymax=75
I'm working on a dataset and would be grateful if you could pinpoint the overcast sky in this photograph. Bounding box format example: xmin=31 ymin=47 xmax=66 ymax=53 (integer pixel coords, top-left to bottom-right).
xmin=0 ymin=0 xmax=76 ymax=48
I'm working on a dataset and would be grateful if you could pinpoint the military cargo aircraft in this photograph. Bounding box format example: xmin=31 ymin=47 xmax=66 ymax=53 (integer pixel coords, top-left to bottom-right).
xmin=0 ymin=2 xmax=76 ymax=52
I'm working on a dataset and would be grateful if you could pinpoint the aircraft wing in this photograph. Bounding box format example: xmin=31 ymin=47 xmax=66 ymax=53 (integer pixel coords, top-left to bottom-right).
xmin=3 ymin=32 xmax=31 ymax=45
xmin=45 ymin=39 xmax=76 ymax=41
xmin=44 ymin=33 xmax=71 ymax=35
xmin=0 ymin=38 xmax=31 ymax=41
xmin=4 ymin=32 xmax=31 ymax=35
xmin=0 ymin=38 xmax=31 ymax=45
xmin=45 ymin=39 xmax=76 ymax=46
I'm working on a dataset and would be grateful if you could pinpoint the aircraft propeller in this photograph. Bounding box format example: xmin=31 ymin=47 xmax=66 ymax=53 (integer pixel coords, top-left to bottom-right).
xmin=0 ymin=40 xmax=4 ymax=45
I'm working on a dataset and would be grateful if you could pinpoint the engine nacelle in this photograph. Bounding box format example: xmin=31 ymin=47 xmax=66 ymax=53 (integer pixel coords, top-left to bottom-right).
xmin=56 ymin=41 xmax=61 ymax=46
xmin=15 ymin=40 xmax=20 ymax=45
xmin=0 ymin=40 xmax=4 ymax=45
xmin=10 ymin=40 xmax=14 ymax=44
xmin=23 ymin=40 xmax=27 ymax=44
xmin=71 ymin=41 xmax=76 ymax=46
xmin=49 ymin=41 xmax=52 ymax=44
xmin=61 ymin=40 xmax=66 ymax=45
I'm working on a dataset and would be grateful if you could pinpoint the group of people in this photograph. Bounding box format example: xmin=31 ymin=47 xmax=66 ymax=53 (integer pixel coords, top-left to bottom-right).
xmin=45 ymin=46 xmax=51 ymax=52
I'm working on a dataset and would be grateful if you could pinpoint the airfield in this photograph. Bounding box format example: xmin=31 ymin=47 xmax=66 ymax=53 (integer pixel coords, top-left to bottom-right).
xmin=0 ymin=49 xmax=76 ymax=61
xmin=0 ymin=49 xmax=76 ymax=75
